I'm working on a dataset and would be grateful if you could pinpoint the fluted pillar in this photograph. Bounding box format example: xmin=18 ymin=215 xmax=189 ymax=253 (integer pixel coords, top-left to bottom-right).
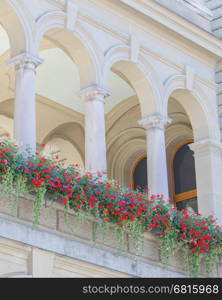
xmin=80 ymin=85 xmax=110 ymax=174
xmin=8 ymin=53 xmax=43 ymax=154
xmin=139 ymin=114 xmax=171 ymax=198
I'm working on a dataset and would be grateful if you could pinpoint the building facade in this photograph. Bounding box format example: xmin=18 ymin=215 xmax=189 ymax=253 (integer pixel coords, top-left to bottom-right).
xmin=0 ymin=0 xmax=222 ymax=277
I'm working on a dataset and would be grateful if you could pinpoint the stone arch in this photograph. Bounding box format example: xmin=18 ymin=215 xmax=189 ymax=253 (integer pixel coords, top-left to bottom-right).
xmin=108 ymin=127 xmax=146 ymax=185
xmin=42 ymin=122 xmax=85 ymax=166
xmin=110 ymin=136 xmax=146 ymax=186
xmin=0 ymin=0 xmax=31 ymax=56
xmin=35 ymin=11 xmax=102 ymax=89
xmin=0 ymin=98 xmax=13 ymax=118
xmin=42 ymin=136 xmax=84 ymax=169
xmin=103 ymin=45 xmax=162 ymax=118
xmin=163 ymin=75 xmax=220 ymax=141
xmin=0 ymin=114 xmax=13 ymax=136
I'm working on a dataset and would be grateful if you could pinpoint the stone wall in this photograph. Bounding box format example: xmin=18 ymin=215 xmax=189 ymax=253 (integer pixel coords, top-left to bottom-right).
xmin=0 ymin=195 xmax=221 ymax=278
xmin=216 ymin=62 xmax=222 ymax=138
xmin=207 ymin=0 xmax=222 ymax=38
xmin=206 ymin=1 xmax=222 ymax=138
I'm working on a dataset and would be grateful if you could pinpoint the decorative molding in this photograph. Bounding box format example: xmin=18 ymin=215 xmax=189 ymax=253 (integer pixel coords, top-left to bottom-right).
xmin=130 ymin=29 xmax=141 ymax=63
xmin=138 ymin=114 xmax=172 ymax=131
xmin=80 ymin=85 xmax=111 ymax=103
xmin=189 ymin=138 xmax=222 ymax=154
xmin=7 ymin=53 xmax=44 ymax=72
xmin=120 ymin=0 xmax=222 ymax=58
xmin=66 ymin=0 xmax=78 ymax=31
xmin=182 ymin=0 xmax=213 ymax=20
xmin=46 ymin=0 xmax=65 ymax=7
xmin=185 ymin=65 xmax=195 ymax=91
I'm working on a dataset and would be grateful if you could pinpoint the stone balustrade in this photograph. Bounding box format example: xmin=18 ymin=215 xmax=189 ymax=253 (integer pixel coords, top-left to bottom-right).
xmin=0 ymin=195 xmax=221 ymax=277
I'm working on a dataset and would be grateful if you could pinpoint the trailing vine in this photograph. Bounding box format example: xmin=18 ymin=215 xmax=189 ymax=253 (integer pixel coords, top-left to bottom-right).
xmin=159 ymin=229 xmax=179 ymax=267
xmin=33 ymin=186 xmax=47 ymax=226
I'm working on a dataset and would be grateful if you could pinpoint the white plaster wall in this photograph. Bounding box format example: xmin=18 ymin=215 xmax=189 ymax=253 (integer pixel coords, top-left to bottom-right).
xmin=0 ymin=25 xmax=9 ymax=56
xmin=36 ymin=48 xmax=83 ymax=113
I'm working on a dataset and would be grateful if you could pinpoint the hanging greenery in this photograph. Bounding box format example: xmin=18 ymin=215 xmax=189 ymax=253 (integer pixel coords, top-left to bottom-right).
xmin=0 ymin=136 xmax=222 ymax=277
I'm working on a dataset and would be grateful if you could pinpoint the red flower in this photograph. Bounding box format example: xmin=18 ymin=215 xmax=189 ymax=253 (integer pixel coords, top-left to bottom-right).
xmin=63 ymin=197 xmax=68 ymax=206
xmin=202 ymin=226 xmax=208 ymax=231
xmin=0 ymin=159 xmax=8 ymax=165
xmin=0 ymin=148 xmax=8 ymax=154
xmin=27 ymin=161 xmax=34 ymax=168
xmin=31 ymin=178 xmax=44 ymax=187
xmin=106 ymin=183 xmax=111 ymax=189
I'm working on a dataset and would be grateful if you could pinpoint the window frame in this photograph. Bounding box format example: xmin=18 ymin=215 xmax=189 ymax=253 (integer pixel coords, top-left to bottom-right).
xmin=171 ymin=139 xmax=197 ymax=205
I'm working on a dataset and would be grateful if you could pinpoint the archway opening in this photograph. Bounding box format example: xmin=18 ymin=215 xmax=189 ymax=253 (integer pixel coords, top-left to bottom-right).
xmin=0 ymin=25 xmax=14 ymax=136
xmin=42 ymin=122 xmax=85 ymax=171
xmin=166 ymin=94 xmax=201 ymax=212
xmin=0 ymin=1 xmax=27 ymax=57
xmin=42 ymin=137 xmax=84 ymax=170
xmin=132 ymin=155 xmax=148 ymax=190
xmin=105 ymin=56 xmax=159 ymax=186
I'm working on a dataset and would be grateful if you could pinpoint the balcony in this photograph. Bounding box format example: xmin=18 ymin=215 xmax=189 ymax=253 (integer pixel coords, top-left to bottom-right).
xmin=0 ymin=193 xmax=221 ymax=277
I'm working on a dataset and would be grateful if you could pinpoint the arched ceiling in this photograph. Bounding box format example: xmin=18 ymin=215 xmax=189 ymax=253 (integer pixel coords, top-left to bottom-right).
xmin=36 ymin=47 xmax=135 ymax=114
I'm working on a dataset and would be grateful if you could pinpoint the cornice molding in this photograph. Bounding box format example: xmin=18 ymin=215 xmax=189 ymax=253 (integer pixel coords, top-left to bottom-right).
xmin=189 ymin=138 xmax=222 ymax=153
xmin=119 ymin=0 xmax=222 ymax=58
xmin=46 ymin=0 xmax=65 ymax=8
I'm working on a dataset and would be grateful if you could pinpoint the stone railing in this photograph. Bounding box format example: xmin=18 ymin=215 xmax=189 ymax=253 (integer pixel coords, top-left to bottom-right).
xmin=0 ymin=194 xmax=221 ymax=277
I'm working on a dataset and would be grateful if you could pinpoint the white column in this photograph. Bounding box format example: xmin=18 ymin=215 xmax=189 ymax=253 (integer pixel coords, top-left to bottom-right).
xmin=8 ymin=53 xmax=43 ymax=154
xmin=30 ymin=248 xmax=54 ymax=278
xmin=189 ymin=139 xmax=222 ymax=223
xmin=139 ymin=114 xmax=170 ymax=198
xmin=80 ymin=85 xmax=110 ymax=174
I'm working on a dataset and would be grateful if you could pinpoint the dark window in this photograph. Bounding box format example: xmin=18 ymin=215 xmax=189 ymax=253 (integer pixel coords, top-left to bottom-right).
xmin=173 ymin=143 xmax=196 ymax=194
xmin=173 ymin=141 xmax=198 ymax=212
xmin=133 ymin=157 xmax=148 ymax=190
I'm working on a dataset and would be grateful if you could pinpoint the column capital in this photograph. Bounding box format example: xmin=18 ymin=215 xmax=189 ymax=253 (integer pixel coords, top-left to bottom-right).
xmin=80 ymin=85 xmax=111 ymax=103
xmin=138 ymin=114 xmax=171 ymax=131
xmin=189 ymin=139 xmax=222 ymax=154
xmin=7 ymin=53 xmax=44 ymax=72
